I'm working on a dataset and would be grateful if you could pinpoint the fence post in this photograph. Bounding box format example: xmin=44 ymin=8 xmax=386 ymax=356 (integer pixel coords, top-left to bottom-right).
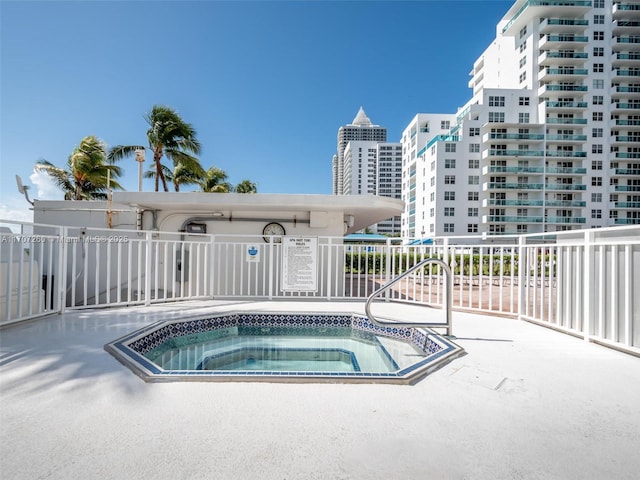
xmin=58 ymin=226 xmax=68 ymax=314
xmin=209 ymin=235 xmax=216 ymax=299
xmin=145 ymin=231 xmax=152 ymax=306
xmin=517 ymin=234 xmax=525 ymax=320
xmin=582 ymin=230 xmax=595 ymax=342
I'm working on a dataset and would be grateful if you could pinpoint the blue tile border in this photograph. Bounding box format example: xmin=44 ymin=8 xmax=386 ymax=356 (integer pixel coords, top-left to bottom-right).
xmin=104 ymin=311 xmax=465 ymax=384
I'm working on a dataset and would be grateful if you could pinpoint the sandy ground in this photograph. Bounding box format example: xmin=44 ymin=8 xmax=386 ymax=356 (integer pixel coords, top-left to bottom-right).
xmin=1 ymin=300 xmax=639 ymax=480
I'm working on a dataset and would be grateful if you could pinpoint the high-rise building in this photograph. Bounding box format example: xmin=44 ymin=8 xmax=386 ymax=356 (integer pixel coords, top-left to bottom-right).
xmin=402 ymin=0 xmax=640 ymax=239
xmin=333 ymin=107 xmax=387 ymax=195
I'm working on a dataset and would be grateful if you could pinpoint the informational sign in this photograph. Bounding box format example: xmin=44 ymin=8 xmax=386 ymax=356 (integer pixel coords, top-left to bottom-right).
xmin=246 ymin=245 xmax=260 ymax=263
xmin=281 ymin=237 xmax=318 ymax=292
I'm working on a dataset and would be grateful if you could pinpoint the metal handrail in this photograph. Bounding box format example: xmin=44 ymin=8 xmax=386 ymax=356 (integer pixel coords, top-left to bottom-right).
xmin=364 ymin=258 xmax=453 ymax=336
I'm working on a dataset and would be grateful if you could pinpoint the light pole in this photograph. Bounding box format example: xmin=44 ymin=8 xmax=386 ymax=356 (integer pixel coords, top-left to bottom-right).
xmin=134 ymin=148 xmax=145 ymax=192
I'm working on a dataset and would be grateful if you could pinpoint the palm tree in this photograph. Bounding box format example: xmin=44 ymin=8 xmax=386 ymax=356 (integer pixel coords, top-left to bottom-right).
xmin=109 ymin=105 xmax=203 ymax=192
xmin=234 ymin=180 xmax=257 ymax=193
xmin=201 ymin=166 xmax=232 ymax=193
xmin=35 ymin=135 xmax=123 ymax=200
xmin=144 ymin=163 xmax=203 ymax=192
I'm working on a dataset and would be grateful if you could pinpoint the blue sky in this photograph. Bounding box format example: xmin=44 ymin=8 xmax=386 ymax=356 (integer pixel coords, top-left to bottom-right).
xmin=0 ymin=0 xmax=513 ymax=222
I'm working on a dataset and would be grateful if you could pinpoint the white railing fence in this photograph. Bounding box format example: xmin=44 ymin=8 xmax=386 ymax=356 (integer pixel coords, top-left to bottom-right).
xmin=1 ymin=220 xmax=638 ymax=355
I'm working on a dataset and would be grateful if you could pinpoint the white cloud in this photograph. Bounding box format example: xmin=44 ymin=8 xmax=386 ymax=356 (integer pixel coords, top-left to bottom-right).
xmin=0 ymin=195 xmax=33 ymax=225
xmin=29 ymin=169 xmax=61 ymax=200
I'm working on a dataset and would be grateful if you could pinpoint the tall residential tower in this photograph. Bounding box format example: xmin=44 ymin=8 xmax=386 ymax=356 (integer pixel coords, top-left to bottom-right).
xmin=402 ymin=0 xmax=640 ymax=239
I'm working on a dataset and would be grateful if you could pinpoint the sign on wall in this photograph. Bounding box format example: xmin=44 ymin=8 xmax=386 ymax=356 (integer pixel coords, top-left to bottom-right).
xmin=281 ymin=237 xmax=318 ymax=292
xmin=246 ymin=245 xmax=260 ymax=263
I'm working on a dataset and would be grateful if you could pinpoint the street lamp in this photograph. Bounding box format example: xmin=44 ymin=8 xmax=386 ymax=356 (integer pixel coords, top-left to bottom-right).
xmin=134 ymin=148 xmax=145 ymax=192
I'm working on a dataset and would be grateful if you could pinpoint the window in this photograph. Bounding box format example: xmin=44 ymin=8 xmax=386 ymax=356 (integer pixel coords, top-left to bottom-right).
xmin=519 ymin=96 xmax=530 ymax=106
xmin=591 ymin=209 xmax=602 ymax=219
xmin=444 ymin=175 xmax=455 ymax=184
xmin=444 ymin=191 xmax=456 ymax=201
xmin=593 ymin=95 xmax=603 ymax=105
xmin=519 ymin=56 xmax=526 ymax=68
xmin=468 ymin=207 xmax=478 ymax=217
xmin=519 ymin=40 xmax=527 ymax=53
xmin=592 ymin=160 xmax=603 ymax=170
xmin=592 ymin=128 xmax=603 ymax=138
xmin=469 ymin=127 xmax=480 ymax=136
xmin=593 ymin=47 xmax=604 ymax=57
xmin=594 ymin=0 xmax=604 ymax=8
xmin=489 ymin=96 xmax=505 ymax=107
xmin=441 ymin=120 xmax=450 ymax=130
xmin=593 ymin=63 xmax=604 ymax=73
xmin=468 ymin=224 xmax=478 ymax=233
xmin=594 ymin=14 xmax=604 ymax=24
xmin=593 ymin=79 xmax=604 ymax=89
xmin=519 ymin=72 xmax=527 ymax=83
xmin=592 ymin=193 xmax=602 ymax=202
xmin=594 ymin=31 xmax=604 ymax=41
xmin=519 ymin=113 xmax=530 ymax=124
xmin=592 ymin=144 xmax=603 ymax=154
xmin=468 ymin=175 xmax=479 ymax=185
xmin=430 ymin=208 xmax=435 ymax=218
xmin=519 ymin=26 xmax=527 ymax=38
xmin=469 ymin=159 xmax=479 ymax=169
xmin=488 ymin=112 xmax=505 ymax=123
xmin=469 ymin=144 xmax=480 ymax=153
xmin=444 ymin=159 xmax=456 ymax=168
xmin=468 ymin=192 xmax=479 ymax=201
xmin=445 ymin=143 xmax=456 ymax=152
xmin=592 ymin=176 xmax=603 ymax=186
xmin=430 ymin=177 xmax=435 ymax=186
xmin=444 ymin=223 xmax=455 ymax=233
xmin=444 ymin=207 xmax=455 ymax=217
xmin=593 ymin=112 xmax=603 ymax=121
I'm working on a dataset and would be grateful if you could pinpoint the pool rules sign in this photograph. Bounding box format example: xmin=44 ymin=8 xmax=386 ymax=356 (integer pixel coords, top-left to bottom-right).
xmin=281 ymin=237 xmax=318 ymax=292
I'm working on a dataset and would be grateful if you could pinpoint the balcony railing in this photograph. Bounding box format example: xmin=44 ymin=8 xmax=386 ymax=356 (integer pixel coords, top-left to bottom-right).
xmin=546 ymin=101 xmax=588 ymax=108
xmin=546 ymin=134 xmax=588 ymax=141
xmin=545 ymin=117 xmax=588 ymax=124
xmin=613 ymin=168 xmax=640 ymax=174
xmin=615 ymin=185 xmax=640 ymax=191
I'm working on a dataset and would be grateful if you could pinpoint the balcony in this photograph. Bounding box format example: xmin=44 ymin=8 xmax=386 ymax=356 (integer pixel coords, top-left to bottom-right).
xmin=539 ymin=18 xmax=589 ymax=33
xmin=546 ymin=134 xmax=588 ymax=142
xmin=425 ymin=135 xmax=460 ymax=149
xmin=539 ymin=34 xmax=589 ymax=50
xmin=545 ymin=216 xmax=586 ymax=224
xmin=614 ymin=218 xmax=640 ymax=224
xmin=612 ymin=52 xmax=640 ymax=67
xmin=612 ymin=118 xmax=640 ymax=128
xmin=482 ymin=149 xmax=544 ymax=159
xmin=484 ymin=215 xmax=544 ymax=223
xmin=611 ymin=102 xmax=640 ymax=112
xmin=483 ymin=182 xmax=545 ymax=190
xmin=611 ymin=85 xmax=640 ymax=97
xmin=546 ymin=166 xmax=587 ymax=173
xmin=538 ymin=84 xmax=588 ymax=97
xmin=545 ymin=183 xmax=587 ymax=191
xmin=612 ymin=19 xmax=640 ymax=33
xmin=612 ymin=69 xmax=640 ymax=80
xmin=614 ymin=201 xmax=640 ymax=208
xmin=615 ymin=185 xmax=640 ymax=191
xmin=483 ymin=166 xmax=545 ymax=174
xmin=545 ymin=117 xmax=588 ymax=124
xmin=545 ymin=150 xmax=587 ymax=158
xmin=481 ymin=164 xmax=586 ymax=175
xmin=484 ymin=199 xmax=545 ymax=207
xmin=613 ymin=36 xmax=640 ymax=51
xmin=615 ymin=152 xmax=640 ymax=158
xmin=613 ymin=136 xmax=640 ymax=143
xmin=539 ymin=67 xmax=588 ymax=81
xmin=612 ymin=168 xmax=640 ymax=175
xmin=539 ymin=50 xmax=588 ymax=66
xmin=613 ymin=2 xmax=640 ymax=19
xmin=483 ymin=132 xmax=545 ymax=141
xmin=545 ymin=100 xmax=588 ymax=110
xmin=502 ymin=1 xmax=592 ymax=35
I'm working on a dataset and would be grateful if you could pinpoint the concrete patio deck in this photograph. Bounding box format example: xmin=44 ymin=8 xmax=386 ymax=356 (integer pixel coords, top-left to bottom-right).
xmin=1 ymin=300 xmax=639 ymax=480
